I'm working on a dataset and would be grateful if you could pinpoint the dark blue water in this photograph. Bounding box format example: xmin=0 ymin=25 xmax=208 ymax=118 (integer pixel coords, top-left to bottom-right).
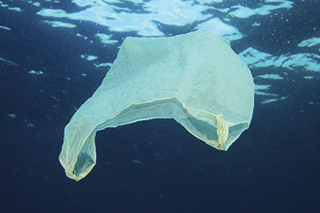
xmin=1 ymin=1 xmax=320 ymax=212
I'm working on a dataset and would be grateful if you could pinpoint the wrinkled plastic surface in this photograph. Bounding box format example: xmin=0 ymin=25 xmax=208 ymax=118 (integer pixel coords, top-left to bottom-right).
xmin=59 ymin=31 xmax=255 ymax=181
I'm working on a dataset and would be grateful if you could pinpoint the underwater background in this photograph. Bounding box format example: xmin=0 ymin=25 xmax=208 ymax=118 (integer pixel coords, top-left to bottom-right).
xmin=1 ymin=0 xmax=319 ymax=212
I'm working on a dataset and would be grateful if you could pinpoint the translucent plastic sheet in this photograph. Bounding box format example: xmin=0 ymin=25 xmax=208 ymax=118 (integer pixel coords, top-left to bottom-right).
xmin=59 ymin=31 xmax=255 ymax=181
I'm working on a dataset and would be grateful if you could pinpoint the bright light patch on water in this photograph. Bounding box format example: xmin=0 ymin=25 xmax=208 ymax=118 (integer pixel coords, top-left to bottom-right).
xmin=2 ymin=0 xmax=318 ymax=105
xmin=43 ymin=20 xmax=77 ymax=28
